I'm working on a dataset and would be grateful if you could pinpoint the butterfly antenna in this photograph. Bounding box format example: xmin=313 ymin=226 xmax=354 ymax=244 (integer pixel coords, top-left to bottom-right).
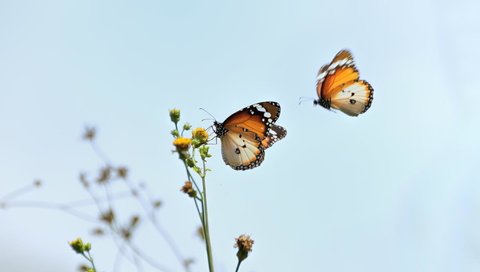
xmin=299 ymin=96 xmax=314 ymax=105
xmin=199 ymin=108 xmax=217 ymax=122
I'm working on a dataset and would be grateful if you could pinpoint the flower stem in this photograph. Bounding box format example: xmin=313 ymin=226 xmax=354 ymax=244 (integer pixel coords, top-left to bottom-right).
xmin=201 ymin=159 xmax=214 ymax=272
xmin=83 ymin=251 xmax=97 ymax=272
xmin=235 ymin=260 xmax=241 ymax=272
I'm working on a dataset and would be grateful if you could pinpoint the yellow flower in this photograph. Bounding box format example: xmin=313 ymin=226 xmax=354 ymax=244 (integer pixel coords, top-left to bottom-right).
xmin=192 ymin=128 xmax=209 ymax=147
xmin=173 ymin=137 xmax=192 ymax=152
xmin=69 ymin=238 xmax=85 ymax=254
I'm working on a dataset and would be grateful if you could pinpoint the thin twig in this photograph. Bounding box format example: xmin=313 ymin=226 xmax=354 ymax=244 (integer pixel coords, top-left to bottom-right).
xmin=0 ymin=183 xmax=39 ymax=201
xmin=1 ymin=201 xmax=98 ymax=223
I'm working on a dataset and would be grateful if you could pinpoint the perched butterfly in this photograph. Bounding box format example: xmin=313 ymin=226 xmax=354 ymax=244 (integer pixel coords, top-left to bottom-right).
xmin=213 ymin=101 xmax=287 ymax=170
xmin=312 ymin=49 xmax=373 ymax=116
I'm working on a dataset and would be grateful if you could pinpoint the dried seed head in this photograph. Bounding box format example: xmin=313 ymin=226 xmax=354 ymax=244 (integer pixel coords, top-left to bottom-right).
xmin=97 ymin=166 xmax=111 ymax=184
xmin=83 ymin=127 xmax=96 ymax=141
xmin=181 ymin=181 xmax=197 ymax=198
xmin=100 ymin=209 xmax=115 ymax=225
xmin=197 ymin=225 xmax=205 ymax=241
xmin=234 ymin=234 xmax=254 ymax=262
xmin=91 ymin=228 xmax=105 ymax=236
xmin=117 ymin=166 xmax=128 ymax=179
xmin=152 ymin=200 xmax=162 ymax=209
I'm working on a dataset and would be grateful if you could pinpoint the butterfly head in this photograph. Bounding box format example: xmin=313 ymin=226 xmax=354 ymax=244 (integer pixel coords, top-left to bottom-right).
xmin=212 ymin=121 xmax=227 ymax=137
xmin=313 ymin=98 xmax=331 ymax=110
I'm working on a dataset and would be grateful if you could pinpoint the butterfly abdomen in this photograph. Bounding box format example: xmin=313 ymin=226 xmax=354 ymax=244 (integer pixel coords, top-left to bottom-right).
xmin=313 ymin=98 xmax=331 ymax=110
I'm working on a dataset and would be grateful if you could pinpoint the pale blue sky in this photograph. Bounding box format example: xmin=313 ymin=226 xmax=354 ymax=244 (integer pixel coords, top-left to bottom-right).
xmin=1 ymin=0 xmax=480 ymax=271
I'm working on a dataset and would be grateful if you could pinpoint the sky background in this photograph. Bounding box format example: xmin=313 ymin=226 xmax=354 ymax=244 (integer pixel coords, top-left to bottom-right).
xmin=1 ymin=0 xmax=480 ymax=271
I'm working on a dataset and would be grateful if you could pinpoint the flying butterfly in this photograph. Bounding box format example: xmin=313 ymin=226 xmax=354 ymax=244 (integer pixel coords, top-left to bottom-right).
xmin=213 ymin=101 xmax=287 ymax=170
xmin=310 ymin=49 xmax=373 ymax=116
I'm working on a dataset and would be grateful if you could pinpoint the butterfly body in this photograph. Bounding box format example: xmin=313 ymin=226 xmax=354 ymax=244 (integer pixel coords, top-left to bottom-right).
xmin=313 ymin=50 xmax=374 ymax=116
xmin=213 ymin=102 xmax=286 ymax=170
xmin=313 ymin=96 xmax=331 ymax=110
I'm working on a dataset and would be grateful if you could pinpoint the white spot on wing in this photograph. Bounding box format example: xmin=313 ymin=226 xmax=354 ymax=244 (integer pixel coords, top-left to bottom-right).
xmin=316 ymin=71 xmax=327 ymax=81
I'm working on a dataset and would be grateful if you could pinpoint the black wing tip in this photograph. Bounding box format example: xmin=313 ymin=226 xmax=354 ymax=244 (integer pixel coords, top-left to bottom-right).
xmin=359 ymin=80 xmax=374 ymax=113
xmin=231 ymin=148 xmax=266 ymax=171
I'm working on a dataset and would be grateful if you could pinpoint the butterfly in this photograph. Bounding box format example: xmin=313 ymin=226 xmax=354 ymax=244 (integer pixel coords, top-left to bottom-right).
xmin=312 ymin=49 xmax=373 ymax=116
xmin=213 ymin=101 xmax=287 ymax=170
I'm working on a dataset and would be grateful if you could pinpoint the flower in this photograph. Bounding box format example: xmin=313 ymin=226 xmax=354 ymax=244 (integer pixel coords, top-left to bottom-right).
xmin=79 ymin=173 xmax=89 ymax=188
xmin=97 ymin=166 xmax=111 ymax=183
xmin=100 ymin=209 xmax=115 ymax=225
xmin=83 ymin=127 xmax=96 ymax=141
xmin=129 ymin=215 xmax=140 ymax=228
xmin=69 ymin=238 xmax=90 ymax=254
xmin=192 ymin=128 xmax=209 ymax=147
xmin=171 ymin=129 xmax=180 ymax=137
xmin=169 ymin=109 xmax=181 ymax=123
xmin=199 ymin=145 xmax=212 ymax=160
xmin=33 ymin=179 xmax=42 ymax=187
xmin=234 ymin=234 xmax=254 ymax=262
xmin=91 ymin=228 xmax=105 ymax=236
xmin=173 ymin=137 xmax=192 ymax=152
xmin=197 ymin=225 xmax=205 ymax=240
xmin=152 ymin=200 xmax=162 ymax=209
xmin=181 ymin=181 xmax=197 ymax=198
xmin=116 ymin=166 xmax=128 ymax=179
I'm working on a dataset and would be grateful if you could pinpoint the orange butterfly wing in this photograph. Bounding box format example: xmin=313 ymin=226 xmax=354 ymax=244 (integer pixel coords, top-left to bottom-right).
xmin=329 ymin=80 xmax=373 ymax=116
xmin=317 ymin=66 xmax=360 ymax=99
xmin=315 ymin=50 xmax=373 ymax=116
xmin=223 ymin=110 xmax=268 ymax=138
xmin=223 ymin=101 xmax=281 ymax=136
xmin=220 ymin=125 xmax=265 ymax=170
xmin=261 ymin=124 xmax=287 ymax=148
xmin=214 ymin=102 xmax=286 ymax=170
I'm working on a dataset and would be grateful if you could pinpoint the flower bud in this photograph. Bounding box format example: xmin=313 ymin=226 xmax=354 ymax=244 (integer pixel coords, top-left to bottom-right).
xmin=199 ymin=146 xmax=212 ymax=160
xmin=192 ymin=128 xmax=209 ymax=147
xmin=69 ymin=238 xmax=85 ymax=254
xmin=169 ymin=109 xmax=181 ymax=124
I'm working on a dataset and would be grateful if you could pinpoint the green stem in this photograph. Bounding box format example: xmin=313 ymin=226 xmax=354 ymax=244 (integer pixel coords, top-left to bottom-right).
xmin=83 ymin=251 xmax=97 ymax=272
xmin=193 ymin=196 xmax=204 ymax=225
xmin=183 ymin=163 xmax=202 ymax=196
xmin=235 ymin=260 xmax=242 ymax=272
xmin=182 ymin=162 xmax=204 ymax=224
xmin=201 ymin=159 xmax=214 ymax=272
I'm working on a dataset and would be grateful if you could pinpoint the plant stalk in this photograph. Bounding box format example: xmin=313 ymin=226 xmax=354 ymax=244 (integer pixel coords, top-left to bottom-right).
xmin=201 ymin=160 xmax=214 ymax=272
xmin=235 ymin=260 xmax=241 ymax=272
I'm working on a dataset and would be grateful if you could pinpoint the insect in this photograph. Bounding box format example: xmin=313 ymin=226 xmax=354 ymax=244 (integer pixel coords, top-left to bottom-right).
xmin=213 ymin=101 xmax=287 ymax=170
xmin=312 ymin=49 xmax=373 ymax=116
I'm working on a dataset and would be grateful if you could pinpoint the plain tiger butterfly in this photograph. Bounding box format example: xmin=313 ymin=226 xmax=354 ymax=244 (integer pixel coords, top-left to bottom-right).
xmin=213 ymin=101 xmax=286 ymax=170
xmin=312 ymin=50 xmax=373 ymax=116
